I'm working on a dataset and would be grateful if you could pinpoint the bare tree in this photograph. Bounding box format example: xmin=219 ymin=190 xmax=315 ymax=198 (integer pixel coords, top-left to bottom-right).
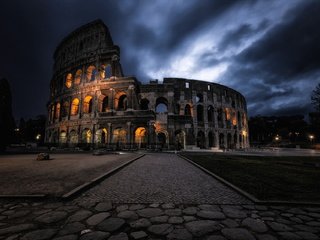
xmin=311 ymin=83 xmax=320 ymax=112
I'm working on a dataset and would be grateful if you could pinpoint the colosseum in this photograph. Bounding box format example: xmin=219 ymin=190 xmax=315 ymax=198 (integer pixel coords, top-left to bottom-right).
xmin=45 ymin=19 xmax=249 ymax=150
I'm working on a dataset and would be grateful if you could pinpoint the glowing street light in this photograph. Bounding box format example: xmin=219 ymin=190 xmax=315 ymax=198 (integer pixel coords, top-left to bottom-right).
xmin=309 ymin=135 xmax=314 ymax=144
xmin=36 ymin=134 xmax=41 ymax=140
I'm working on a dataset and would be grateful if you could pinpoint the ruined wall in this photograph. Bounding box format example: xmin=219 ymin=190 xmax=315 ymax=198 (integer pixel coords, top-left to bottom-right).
xmin=45 ymin=20 xmax=249 ymax=150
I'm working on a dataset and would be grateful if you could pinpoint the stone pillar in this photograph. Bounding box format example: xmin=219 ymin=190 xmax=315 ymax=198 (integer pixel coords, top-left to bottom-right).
xmin=167 ymin=91 xmax=174 ymax=115
xmin=107 ymin=123 xmax=112 ymax=145
xmin=215 ymin=131 xmax=219 ymax=147
xmin=127 ymin=122 xmax=131 ymax=147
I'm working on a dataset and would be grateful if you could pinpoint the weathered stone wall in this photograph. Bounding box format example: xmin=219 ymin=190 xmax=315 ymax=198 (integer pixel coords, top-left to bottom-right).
xmin=45 ymin=20 xmax=249 ymax=150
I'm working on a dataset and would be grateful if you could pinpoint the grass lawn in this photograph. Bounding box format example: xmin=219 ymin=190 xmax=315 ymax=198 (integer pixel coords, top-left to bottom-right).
xmin=181 ymin=153 xmax=320 ymax=202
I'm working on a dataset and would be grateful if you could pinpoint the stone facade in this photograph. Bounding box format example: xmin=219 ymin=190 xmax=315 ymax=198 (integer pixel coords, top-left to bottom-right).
xmin=45 ymin=19 xmax=249 ymax=150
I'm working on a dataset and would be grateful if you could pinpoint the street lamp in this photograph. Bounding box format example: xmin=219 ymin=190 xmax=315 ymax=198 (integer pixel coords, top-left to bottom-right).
xmin=309 ymin=135 xmax=314 ymax=144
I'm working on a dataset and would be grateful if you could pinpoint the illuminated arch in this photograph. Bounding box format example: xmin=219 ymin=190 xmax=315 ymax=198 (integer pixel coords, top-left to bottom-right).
xmin=86 ymin=65 xmax=96 ymax=81
xmin=55 ymin=103 xmax=60 ymax=119
xmin=82 ymin=129 xmax=92 ymax=144
xmin=65 ymin=73 xmax=72 ymax=88
xmin=69 ymin=130 xmax=78 ymax=144
xmin=70 ymin=98 xmax=80 ymax=116
xmin=83 ymin=96 xmax=93 ymax=113
xmin=59 ymin=131 xmax=67 ymax=143
xmin=95 ymin=128 xmax=107 ymax=144
xmin=113 ymin=128 xmax=127 ymax=144
xmin=135 ymin=127 xmax=147 ymax=147
xmin=74 ymin=69 xmax=82 ymax=85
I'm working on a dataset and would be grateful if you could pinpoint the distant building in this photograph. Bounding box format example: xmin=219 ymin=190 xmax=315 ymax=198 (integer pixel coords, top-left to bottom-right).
xmin=45 ymin=20 xmax=249 ymax=150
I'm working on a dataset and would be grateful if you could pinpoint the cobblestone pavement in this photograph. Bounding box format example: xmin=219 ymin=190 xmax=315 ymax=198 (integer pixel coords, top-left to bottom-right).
xmin=0 ymin=153 xmax=319 ymax=239
xmin=75 ymin=153 xmax=250 ymax=205
xmin=0 ymin=201 xmax=319 ymax=240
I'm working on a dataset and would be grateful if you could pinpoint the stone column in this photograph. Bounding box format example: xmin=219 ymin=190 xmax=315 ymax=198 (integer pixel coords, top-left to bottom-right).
xmin=127 ymin=122 xmax=131 ymax=147
xmin=107 ymin=123 xmax=112 ymax=145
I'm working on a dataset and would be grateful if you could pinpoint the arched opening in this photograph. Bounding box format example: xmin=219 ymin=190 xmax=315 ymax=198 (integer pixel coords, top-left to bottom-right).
xmin=55 ymin=103 xmax=60 ymax=119
xmin=117 ymin=95 xmax=128 ymax=110
xmin=105 ymin=65 xmax=112 ymax=78
xmin=218 ymin=108 xmax=223 ymax=128
xmin=86 ymin=65 xmax=96 ymax=81
xmin=175 ymin=130 xmax=185 ymax=150
xmin=135 ymin=127 xmax=147 ymax=148
xmin=101 ymin=96 xmax=109 ymax=112
xmin=59 ymin=131 xmax=67 ymax=144
xmin=239 ymin=134 xmax=243 ymax=148
xmin=65 ymin=73 xmax=72 ymax=88
xmin=157 ymin=132 xmax=167 ymax=148
xmin=140 ymin=98 xmax=149 ymax=110
xmin=197 ymin=105 xmax=204 ymax=122
xmin=70 ymin=98 xmax=79 ymax=116
xmin=82 ymin=129 xmax=92 ymax=144
xmin=197 ymin=131 xmax=205 ymax=149
xmin=156 ymin=97 xmax=168 ymax=113
xmin=83 ymin=96 xmax=93 ymax=113
xmin=184 ymin=104 xmax=191 ymax=116
xmin=74 ymin=69 xmax=82 ymax=85
xmin=219 ymin=133 xmax=225 ymax=149
xmin=113 ymin=128 xmax=127 ymax=146
xmin=69 ymin=130 xmax=78 ymax=144
xmin=208 ymin=131 xmax=215 ymax=148
xmin=95 ymin=128 xmax=107 ymax=144
xmin=62 ymin=101 xmax=69 ymax=117
xmin=207 ymin=105 xmax=214 ymax=122
xmin=196 ymin=93 xmax=203 ymax=103
xmin=175 ymin=104 xmax=180 ymax=115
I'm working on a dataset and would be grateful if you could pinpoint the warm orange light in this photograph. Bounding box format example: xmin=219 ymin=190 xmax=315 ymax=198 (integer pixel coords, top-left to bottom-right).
xmin=65 ymin=73 xmax=72 ymax=88
xmin=71 ymin=98 xmax=80 ymax=115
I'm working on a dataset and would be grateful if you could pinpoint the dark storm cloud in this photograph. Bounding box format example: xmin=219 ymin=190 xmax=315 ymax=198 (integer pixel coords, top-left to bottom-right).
xmin=218 ymin=19 xmax=269 ymax=52
xmin=222 ymin=0 xmax=320 ymax=116
xmin=236 ymin=1 xmax=320 ymax=81
xmin=0 ymin=0 xmax=317 ymax=119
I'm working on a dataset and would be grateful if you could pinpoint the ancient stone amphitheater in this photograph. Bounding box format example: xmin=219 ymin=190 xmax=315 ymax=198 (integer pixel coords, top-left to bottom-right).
xmin=45 ymin=20 xmax=249 ymax=150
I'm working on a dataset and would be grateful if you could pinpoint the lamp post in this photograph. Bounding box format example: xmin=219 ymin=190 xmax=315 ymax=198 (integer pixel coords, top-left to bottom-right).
xmin=309 ymin=135 xmax=314 ymax=145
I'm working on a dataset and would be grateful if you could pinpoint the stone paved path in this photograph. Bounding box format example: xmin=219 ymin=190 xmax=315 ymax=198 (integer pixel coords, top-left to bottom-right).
xmin=0 ymin=153 xmax=319 ymax=239
xmin=0 ymin=201 xmax=319 ymax=240
xmin=75 ymin=153 xmax=250 ymax=205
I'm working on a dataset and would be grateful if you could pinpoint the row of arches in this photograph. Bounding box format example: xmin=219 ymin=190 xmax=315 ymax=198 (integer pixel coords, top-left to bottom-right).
xmin=65 ymin=64 xmax=112 ymax=89
xmin=54 ymin=127 xmax=147 ymax=146
xmin=50 ymin=92 xmax=129 ymax=120
xmin=196 ymin=131 xmax=247 ymax=149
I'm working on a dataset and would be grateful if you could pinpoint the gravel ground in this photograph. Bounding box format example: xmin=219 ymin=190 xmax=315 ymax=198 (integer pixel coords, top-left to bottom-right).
xmin=76 ymin=153 xmax=251 ymax=205
xmin=0 ymin=153 xmax=139 ymax=196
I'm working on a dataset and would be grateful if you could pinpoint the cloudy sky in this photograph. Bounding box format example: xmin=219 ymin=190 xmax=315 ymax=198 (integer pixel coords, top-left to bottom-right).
xmin=1 ymin=0 xmax=319 ymax=120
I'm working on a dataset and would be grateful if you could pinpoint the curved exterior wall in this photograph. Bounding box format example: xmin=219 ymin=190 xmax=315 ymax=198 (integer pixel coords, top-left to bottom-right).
xmin=45 ymin=20 xmax=249 ymax=150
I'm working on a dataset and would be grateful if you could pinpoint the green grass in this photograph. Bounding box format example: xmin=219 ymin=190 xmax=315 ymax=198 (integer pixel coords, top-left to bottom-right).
xmin=181 ymin=153 xmax=320 ymax=202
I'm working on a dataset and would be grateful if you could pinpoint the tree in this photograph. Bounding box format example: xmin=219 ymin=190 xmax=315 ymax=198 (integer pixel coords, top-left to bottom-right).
xmin=311 ymin=83 xmax=320 ymax=112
